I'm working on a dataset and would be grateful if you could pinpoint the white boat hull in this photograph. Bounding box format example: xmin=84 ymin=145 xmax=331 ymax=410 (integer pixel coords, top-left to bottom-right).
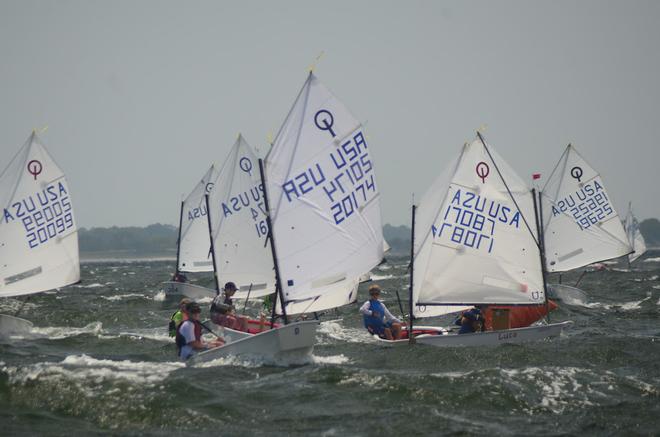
xmin=0 ymin=314 xmax=34 ymax=338
xmin=374 ymin=322 xmax=572 ymax=347
xmin=162 ymin=281 xmax=216 ymax=300
xmin=417 ymin=321 xmax=572 ymax=347
xmin=189 ymin=320 xmax=319 ymax=366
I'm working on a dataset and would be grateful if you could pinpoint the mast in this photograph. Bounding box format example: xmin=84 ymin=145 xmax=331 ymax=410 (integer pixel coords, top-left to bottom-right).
xmin=174 ymin=200 xmax=184 ymax=275
xmin=408 ymin=203 xmax=416 ymax=345
xmin=204 ymin=194 xmax=221 ymax=295
xmin=258 ymin=158 xmax=289 ymax=326
xmin=532 ymin=188 xmax=551 ymax=323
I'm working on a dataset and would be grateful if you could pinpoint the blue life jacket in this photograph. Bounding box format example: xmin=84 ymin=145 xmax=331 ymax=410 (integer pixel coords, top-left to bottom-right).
xmin=363 ymin=299 xmax=385 ymax=329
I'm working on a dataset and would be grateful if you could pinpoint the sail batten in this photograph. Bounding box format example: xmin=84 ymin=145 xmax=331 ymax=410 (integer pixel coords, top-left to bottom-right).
xmin=0 ymin=133 xmax=80 ymax=297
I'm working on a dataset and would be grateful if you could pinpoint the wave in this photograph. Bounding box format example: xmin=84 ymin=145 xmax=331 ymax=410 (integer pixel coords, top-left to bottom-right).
xmin=318 ymin=320 xmax=373 ymax=344
xmin=30 ymin=322 xmax=105 ymax=339
xmin=3 ymin=354 xmax=184 ymax=388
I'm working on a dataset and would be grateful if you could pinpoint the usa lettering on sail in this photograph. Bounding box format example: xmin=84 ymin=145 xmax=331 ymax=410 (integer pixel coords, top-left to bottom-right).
xmin=431 ymin=188 xmax=521 ymax=253
xmin=2 ymin=181 xmax=74 ymax=249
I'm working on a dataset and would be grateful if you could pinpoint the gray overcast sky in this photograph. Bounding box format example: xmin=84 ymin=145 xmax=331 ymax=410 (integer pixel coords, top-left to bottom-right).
xmin=1 ymin=0 xmax=659 ymax=228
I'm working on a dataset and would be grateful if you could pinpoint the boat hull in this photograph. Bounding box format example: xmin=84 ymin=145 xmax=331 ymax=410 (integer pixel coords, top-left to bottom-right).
xmin=162 ymin=281 xmax=216 ymax=300
xmin=0 ymin=314 xmax=34 ymax=338
xmin=373 ymin=322 xmax=572 ymax=347
xmin=416 ymin=321 xmax=572 ymax=347
xmin=189 ymin=320 xmax=319 ymax=366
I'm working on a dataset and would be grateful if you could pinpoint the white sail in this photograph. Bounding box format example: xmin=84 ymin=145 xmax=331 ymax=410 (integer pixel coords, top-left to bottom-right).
xmin=413 ymin=137 xmax=545 ymax=312
xmin=207 ymin=135 xmax=275 ymax=298
xmin=265 ymin=73 xmax=384 ymax=313
xmin=624 ymin=203 xmax=647 ymax=263
xmin=541 ymin=145 xmax=631 ymax=272
xmin=178 ymin=165 xmax=217 ymax=273
xmin=0 ymin=132 xmax=80 ymax=298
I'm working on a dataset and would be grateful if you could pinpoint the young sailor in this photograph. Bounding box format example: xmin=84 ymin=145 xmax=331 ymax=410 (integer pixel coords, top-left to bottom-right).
xmin=210 ymin=282 xmax=249 ymax=332
xmin=455 ymin=306 xmax=486 ymax=334
xmin=359 ymin=284 xmax=403 ymax=340
xmin=176 ymin=302 xmax=224 ymax=360
xmin=168 ymin=298 xmax=191 ymax=337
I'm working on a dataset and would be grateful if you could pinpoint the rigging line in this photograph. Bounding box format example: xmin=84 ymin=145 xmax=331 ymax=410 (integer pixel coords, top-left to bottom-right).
xmin=541 ymin=144 xmax=570 ymax=193
xmin=477 ymin=132 xmax=540 ymax=248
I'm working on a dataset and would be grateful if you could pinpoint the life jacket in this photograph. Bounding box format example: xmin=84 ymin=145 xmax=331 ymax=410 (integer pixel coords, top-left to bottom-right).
xmin=175 ymin=319 xmax=202 ymax=354
xmin=168 ymin=310 xmax=183 ymax=337
xmin=363 ymin=299 xmax=385 ymax=329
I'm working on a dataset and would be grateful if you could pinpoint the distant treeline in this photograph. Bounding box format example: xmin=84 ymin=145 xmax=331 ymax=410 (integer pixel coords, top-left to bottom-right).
xmin=77 ymin=218 xmax=660 ymax=255
xmin=79 ymin=224 xmax=177 ymax=254
xmin=639 ymin=219 xmax=660 ymax=247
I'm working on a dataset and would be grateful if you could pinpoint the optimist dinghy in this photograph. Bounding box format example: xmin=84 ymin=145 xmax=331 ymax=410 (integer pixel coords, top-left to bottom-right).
xmin=191 ymin=72 xmax=386 ymax=363
xmin=0 ymin=132 xmax=80 ymax=337
xmin=540 ymin=145 xmax=632 ymax=291
xmin=376 ymin=133 xmax=571 ymax=347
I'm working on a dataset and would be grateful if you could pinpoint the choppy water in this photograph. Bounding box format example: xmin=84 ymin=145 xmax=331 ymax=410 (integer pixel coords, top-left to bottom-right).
xmin=1 ymin=253 xmax=659 ymax=436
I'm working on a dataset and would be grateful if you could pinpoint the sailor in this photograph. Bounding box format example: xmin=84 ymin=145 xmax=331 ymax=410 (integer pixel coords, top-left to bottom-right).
xmin=359 ymin=284 xmax=403 ymax=340
xmin=176 ymin=302 xmax=224 ymax=360
xmin=168 ymin=297 xmax=191 ymax=337
xmin=210 ymin=282 xmax=249 ymax=332
xmin=455 ymin=306 xmax=486 ymax=334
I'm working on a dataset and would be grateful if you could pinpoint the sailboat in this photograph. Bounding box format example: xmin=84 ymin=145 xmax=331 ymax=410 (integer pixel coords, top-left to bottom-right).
xmin=623 ymin=202 xmax=646 ymax=265
xmin=162 ymin=165 xmax=220 ymax=300
xmin=541 ymin=144 xmax=632 ymax=294
xmin=0 ymin=132 xmax=80 ymax=336
xmin=191 ymin=72 xmax=385 ymax=363
xmin=376 ymin=134 xmax=571 ymax=346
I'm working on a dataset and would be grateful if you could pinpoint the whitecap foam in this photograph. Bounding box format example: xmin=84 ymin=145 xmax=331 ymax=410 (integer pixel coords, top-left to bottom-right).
xmin=338 ymin=372 xmax=385 ymax=387
xmin=75 ymin=283 xmax=104 ymax=289
xmin=318 ymin=320 xmax=373 ymax=344
xmin=153 ymin=290 xmax=166 ymax=301
xmin=643 ymin=257 xmax=660 ymax=263
xmin=370 ymin=274 xmax=394 ymax=281
xmin=30 ymin=322 xmax=104 ymax=340
xmin=101 ymin=293 xmax=147 ymax=302
xmin=312 ymin=354 xmax=350 ymax=365
xmin=3 ymin=354 xmax=184 ymax=388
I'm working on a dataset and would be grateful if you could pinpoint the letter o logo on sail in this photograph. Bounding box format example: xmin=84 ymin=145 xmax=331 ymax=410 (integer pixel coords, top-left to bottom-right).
xmin=476 ymin=162 xmax=490 ymax=184
xmin=314 ymin=109 xmax=336 ymax=138
xmin=239 ymin=157 xmax=253 ymax=175
xmin=205 ymin=182 xmax=214 ymax=194
xmin=570 ymin=166 xmax=583 ymax=182
xmin=27 ymin=160 xmax=43 ymax=180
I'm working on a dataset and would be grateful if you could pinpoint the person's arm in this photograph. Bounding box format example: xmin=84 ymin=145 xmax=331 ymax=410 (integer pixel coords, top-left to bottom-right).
xmin=381 ymin=303 xmax=401 ymax=323
xmin=359 ymin=301 xmax=373 ymax=316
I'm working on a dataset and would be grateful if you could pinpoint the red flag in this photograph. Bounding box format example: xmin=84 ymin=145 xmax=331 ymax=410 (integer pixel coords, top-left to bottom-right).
xmin=532 ymin=173 xmax=541 ymax=180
